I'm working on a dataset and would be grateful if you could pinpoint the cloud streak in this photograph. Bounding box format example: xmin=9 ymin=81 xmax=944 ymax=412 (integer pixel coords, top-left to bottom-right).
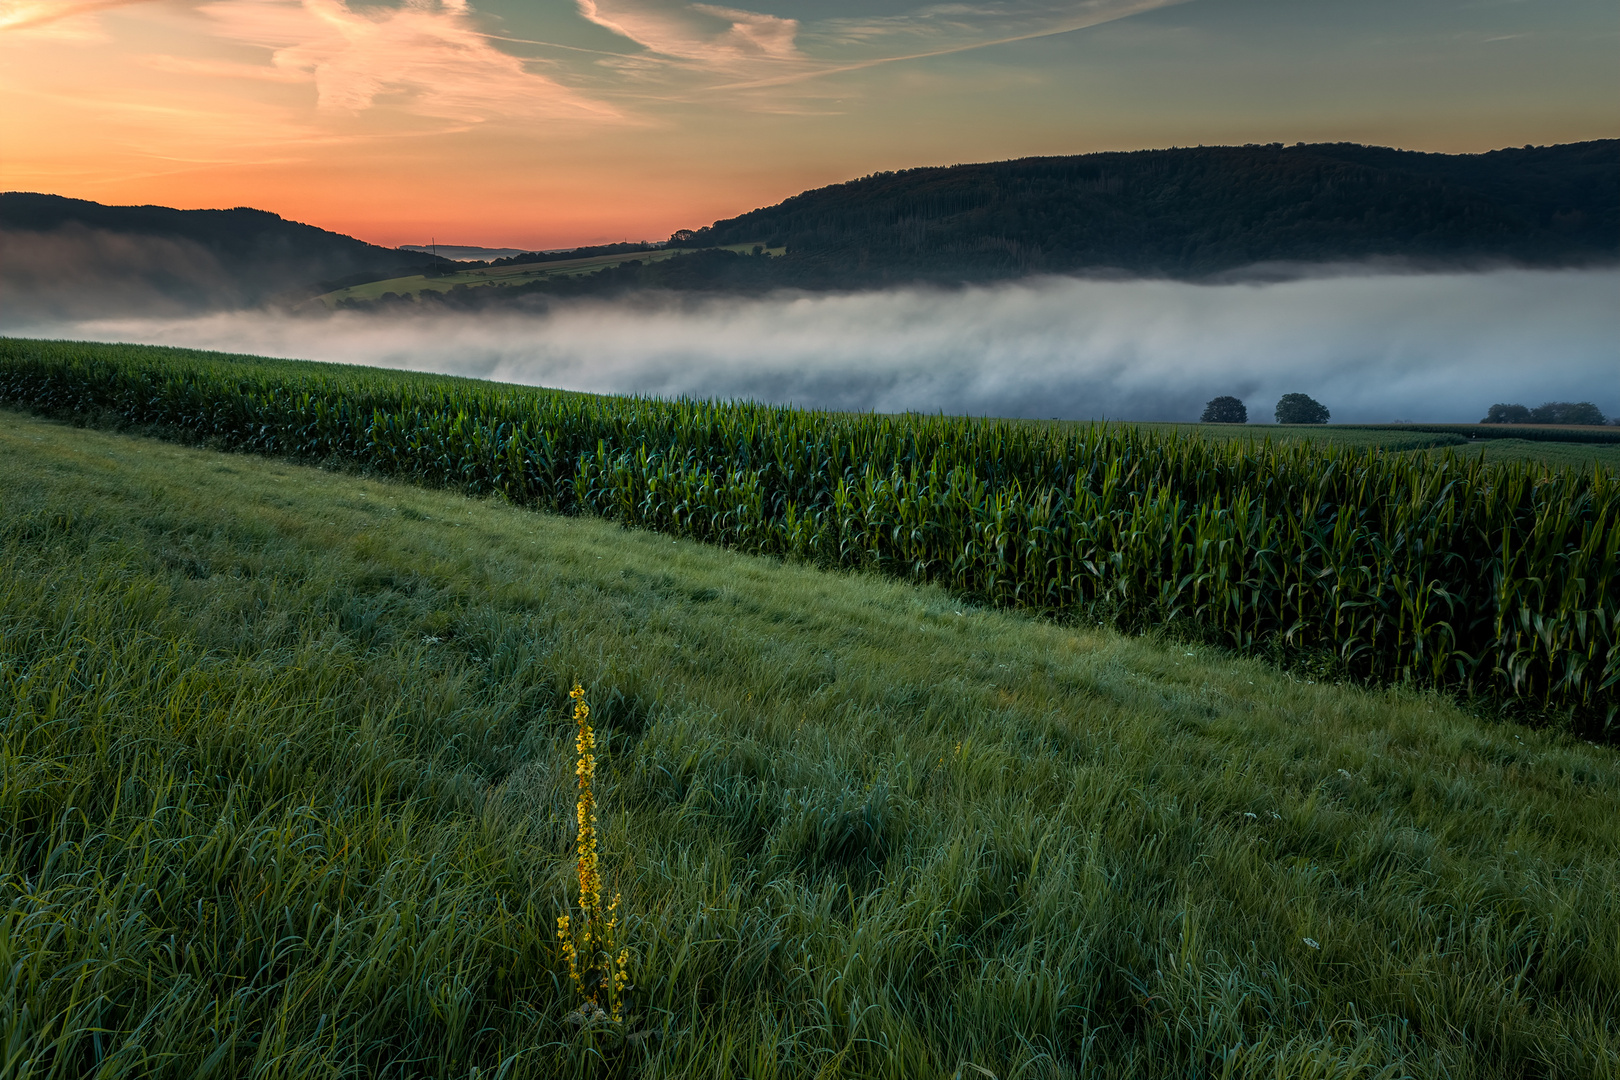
xmin=200 ymin=0 xmax=617 ymax=121
xmin=578 ymin=0 xmax=802 ymax=67
xmin=7 ymin=269 xmax=1616 ymax=424
xmin=0 ymin=0 xmax=141 ymax=32
xmin=4 ymin=0 xmax=1172 ymax=120
xmin=574 ymin=0 xmax=1182 ymax=97
xmin=810 ymin=0 xmax=1184 ymax=60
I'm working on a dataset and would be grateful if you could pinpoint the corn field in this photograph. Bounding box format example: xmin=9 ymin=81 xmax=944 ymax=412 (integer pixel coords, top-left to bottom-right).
xmin=3 ymin=338 xmax=1616 ymax=731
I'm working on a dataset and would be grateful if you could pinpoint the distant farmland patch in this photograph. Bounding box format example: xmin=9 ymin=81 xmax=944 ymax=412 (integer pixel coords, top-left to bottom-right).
xmin=313 ymin=243 xmax=782 ymax=307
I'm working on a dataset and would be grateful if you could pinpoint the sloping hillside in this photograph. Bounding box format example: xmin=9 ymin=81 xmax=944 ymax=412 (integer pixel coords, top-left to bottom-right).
xmin=677 ymin=141 xmax=1620 ymax=285
xmin=0 ymin=192 xmax=448 ymax=316
xmin=6 ymin=141 xmax=1616 ymax=315
xmin=3 ymin=408 xmax=1617 ymax=1077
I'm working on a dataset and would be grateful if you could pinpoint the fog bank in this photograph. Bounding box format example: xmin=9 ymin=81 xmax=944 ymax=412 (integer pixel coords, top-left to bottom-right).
xmin=5 ymin=269 xmax=1616 ymax=424
xmin=0 ymin=228 xmax=244 ymax=318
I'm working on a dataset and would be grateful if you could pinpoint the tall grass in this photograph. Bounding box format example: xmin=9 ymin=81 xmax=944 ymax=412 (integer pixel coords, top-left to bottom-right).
xmin=2 ymin=337 xmax=1615 ymax=731
xmin=2 ymin=414 xmax=1618 ymax=1077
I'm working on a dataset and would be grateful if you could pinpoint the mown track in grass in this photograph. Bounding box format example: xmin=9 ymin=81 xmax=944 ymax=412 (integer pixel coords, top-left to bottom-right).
xmin=1 ymin=337 xmax=1615 ymax=732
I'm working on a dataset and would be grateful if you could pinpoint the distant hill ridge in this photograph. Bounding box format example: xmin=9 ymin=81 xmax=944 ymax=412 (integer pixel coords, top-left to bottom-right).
xmin=3 ymin=140 xmax=1615 ymax=316
xmin=674 ymin=140 xmax=1619 ymax=285
xmin=0 ymin=192 xmax=448 ymax=316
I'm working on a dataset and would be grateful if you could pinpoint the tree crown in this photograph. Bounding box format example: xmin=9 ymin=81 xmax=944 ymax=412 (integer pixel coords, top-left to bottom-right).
xmin=1201 ymin=396 xmax=1248 ymax=424
xmin=1275 ymin=393 xmax=1330 ymax=425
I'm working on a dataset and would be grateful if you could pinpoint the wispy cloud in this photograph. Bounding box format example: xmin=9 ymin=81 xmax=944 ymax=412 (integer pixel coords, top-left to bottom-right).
xmin=4 ymin=1 xmax=1180 ymax=128
xmin=141 ymin=52 xmax=308 ymax=82
xmin=577 ymin=0 xmax=801 ymax=67
xmin=200 ymin=0 xmax=618 ymax=121
xmin=0 ymin=0 xmax=142 ymax=32
xmin=815 ymin=0 xmax=1180 ymax=55
xmin=1 ymin=0 xmax=623 ymax=162
xmin=572 ymin=0 xmax=1183 ymax=99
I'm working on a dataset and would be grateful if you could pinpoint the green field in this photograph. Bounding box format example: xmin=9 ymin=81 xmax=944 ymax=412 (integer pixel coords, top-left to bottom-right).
xmin=1228 ymin=427 xmax=1620 ymax=472
xmin=1038 ymin=423 xmax=1620 ymax=469
xmin=314 ymin=245 xmax=783 ymax=307
xmin=3 ymin=337 xmax=1614 ymax=732
xmin=3 ymin=410 xmax=1617 ymax=1077
xmin=1444 ymin=437 xmax=1620 ymax=471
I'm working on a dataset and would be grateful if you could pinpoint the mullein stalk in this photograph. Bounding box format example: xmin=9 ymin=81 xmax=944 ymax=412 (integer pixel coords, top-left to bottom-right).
xmin=557 ymin=683 xmax=628 ymax=1021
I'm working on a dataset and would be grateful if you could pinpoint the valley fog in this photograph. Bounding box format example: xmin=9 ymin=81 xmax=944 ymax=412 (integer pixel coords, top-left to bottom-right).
xmin=6 ymin=268 xmax=1616 ymax=424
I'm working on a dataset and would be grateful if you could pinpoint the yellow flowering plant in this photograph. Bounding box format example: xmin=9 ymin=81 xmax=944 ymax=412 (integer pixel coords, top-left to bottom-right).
xmin=556 ymin=683 xmax=630 ymax=1023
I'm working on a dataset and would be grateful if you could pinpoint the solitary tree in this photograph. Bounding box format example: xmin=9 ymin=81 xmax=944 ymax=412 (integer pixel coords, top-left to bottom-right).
xmin=1274 ymin=393 xmax=1330 ymax=424
xmin=1482 ymin=403 xmax=1531 ymax=424
xmin=1200 ymin=396 xmax=1247 ymax=423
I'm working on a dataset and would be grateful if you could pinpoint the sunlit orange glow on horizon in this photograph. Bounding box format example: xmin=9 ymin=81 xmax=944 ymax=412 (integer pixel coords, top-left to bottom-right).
xmin=3 ymin=0 xmax=1615 ymax=249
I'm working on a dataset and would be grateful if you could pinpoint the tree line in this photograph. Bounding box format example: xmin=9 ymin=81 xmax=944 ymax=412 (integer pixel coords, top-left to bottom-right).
xmin=1200 ymin=395 xmax=1613 ymax=427
xmin=1483 ymin=402 xmax=1611 ymax=426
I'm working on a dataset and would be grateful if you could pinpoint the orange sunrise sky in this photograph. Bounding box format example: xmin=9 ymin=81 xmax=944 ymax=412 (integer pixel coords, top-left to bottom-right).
xmin=3 ymin=0 xmax=1616 ymax=249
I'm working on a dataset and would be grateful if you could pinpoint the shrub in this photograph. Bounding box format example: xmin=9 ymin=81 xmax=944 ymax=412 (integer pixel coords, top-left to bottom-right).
xmin=1200 ymin=396 xmax=1247 ymax=423
xmin=1274 ymin=393 xmax=1330 ymax=425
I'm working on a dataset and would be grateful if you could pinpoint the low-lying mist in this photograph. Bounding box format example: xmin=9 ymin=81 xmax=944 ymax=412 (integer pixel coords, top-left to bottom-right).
xmin=1 ymin=228 xmax=246 ymax=317
xmin=5 ymin=268 xmax=1616 ymax=424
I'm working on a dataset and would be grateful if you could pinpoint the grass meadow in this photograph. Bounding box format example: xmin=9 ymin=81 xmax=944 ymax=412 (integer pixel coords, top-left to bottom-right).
xmin=3 ymin=410 xmax=1617 ymax=1078
xmin=315 ymin=245 xmax=782 ymax=307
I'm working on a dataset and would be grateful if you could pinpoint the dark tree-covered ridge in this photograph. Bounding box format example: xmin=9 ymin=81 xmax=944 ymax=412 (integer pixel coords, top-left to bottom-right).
xmin=0 ymin=192 xmax=450 ymax=311
xmin=8 ymin=140 xmax=1617 ymax=314
xmin=675 ymin=141 xmax=1619 ymax=286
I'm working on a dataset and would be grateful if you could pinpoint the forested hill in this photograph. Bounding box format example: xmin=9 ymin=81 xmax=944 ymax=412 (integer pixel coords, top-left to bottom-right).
xmin=675 ymin=141 xmax=1619 ymax=285
xmin=6 ymin=142 xmax=1616 ymax=316
xmin=0 ymin=193 xmax=448 ymax=315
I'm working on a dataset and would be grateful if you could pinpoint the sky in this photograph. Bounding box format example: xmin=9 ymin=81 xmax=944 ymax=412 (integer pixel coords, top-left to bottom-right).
xmin=2 ymin=0 xmax=1616 ymax=248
